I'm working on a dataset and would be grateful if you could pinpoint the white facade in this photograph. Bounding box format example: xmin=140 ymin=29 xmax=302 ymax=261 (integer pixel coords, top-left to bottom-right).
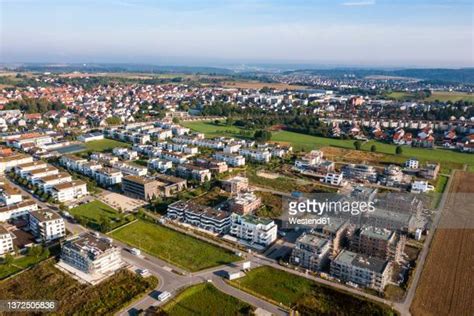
xmin=405 ymin=158 xmax=419 ymax=169
xmin=148 ymin=158 xmax=172 ymax=172
xmin=411 ymin=181 xmax=434 ymax=193
xmin=29 ymin=210 xmax=66 ymax=242
xmin=51 ymin=181 xmax=88 ymax=202
xmin=0 ymin=200 xmax=38 ymax=222
xmin=0 ymin=226 xmax=13 ymax=255
xmin=230 ymin=214 xmax=277 ymax=247
xmin=321 ymin=173 xmax=344 ymax=186
xmin=213 ymin=152 xmax=246 ymax=167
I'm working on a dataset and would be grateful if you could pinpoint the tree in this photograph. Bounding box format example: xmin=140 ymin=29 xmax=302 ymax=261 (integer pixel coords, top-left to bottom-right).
xmin=370 ymin=145 xmax=377 ymax=152
xmin=172 ymin=117 xmax=180 ymax=124
xmin=396 ymin=146 xmax=403 ymax=155
xmin=28 ymin=245 xmax=43 ymax=258
xmin=353 ymin=141 xmax=362 ymax=150
xmin=225 ymin=117 xmax=234 ymax=126
xmin=214 ymin=119 xmax=220 ymax=125
xmin=254 ymin=130 xmax=272 ymax=142
xmin=3 ymin=254 xmax=14 ymax=266
xmin=106 ymin=116 xmax=122 ymax=125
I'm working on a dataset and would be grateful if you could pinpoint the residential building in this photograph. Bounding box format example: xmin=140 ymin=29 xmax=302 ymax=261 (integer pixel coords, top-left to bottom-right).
xmin=228 ymin=192 xmax=261 ymax=215
xmin=61 ymin=233 xmax=123 ymax=276
xmin=51 ymin=180 xmax=88 ymax=202
xmin=230 ymin=213 xmax=278 ymax=247
xmin=0 ymin=200 xmax=38 ymax=222
xmin=0 ymin=153 xmax=34 ymax=173
xmin=94 ymin=168 xmax=123 ymax=187
xmin=342 ymin=164 xmax=378 ymax=182
xmin=404 ymin=158 xmax=419 ymax=169
xmin=352 ymin=225 xmax=406 ymax=263
xmin=78 ymin=132 xmax=104 ymax=142
xmin=330 ymin=250 xmax=392 ymax=291
xmin=213 ymin=152 xmax=245 ymax=167
xmin=167 ymin=200 xmax=231 ymax=234
xmin=122 ymin=175 xmax=161 ymax=200
xmin=25 ymin=166 xmax=59 ymax=184
xmin=321 ymin=173 xmax=344 ymax=186
xmin=29 ymin=210 xmax=66 ymax=242
xmin=238 ymin=148 xmax=271 ymax=163
xmin=14 ymin=161 xmax=48 ymax=177
xmin=313 ymin=217 xmax=349 ymax=257
xmin=37 ymin=172 xmax=73 ymax=193
xmin=419 ymin=163 xmax=440 ymax=180
xmin=0 ymin=225 xmax=14 ymax=255
xmin=221 ymin=176 xmax=249 ymax=193
xmin=0 ymin=184 xmax=23 ymax=206
xmin=411 ymin=181 xmax=434 ymax=193
xmin=154 ymin=174 xmax=188 ymax=197
xmin=112 ymin=161 xmax=147 ymax=177
xmin=148 ymin=158 xmax=172 ymax=172
xmin=295 ymin=150 xmax=323 ymax=169
xmin=290 ymin=233 xmax=331 ymax=271
xmin=176 ymin=164 xmax=212 ymax=183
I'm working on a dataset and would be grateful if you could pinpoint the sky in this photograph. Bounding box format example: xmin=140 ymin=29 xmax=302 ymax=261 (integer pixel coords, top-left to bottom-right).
xmin=1 ymin=0 xmax=473 ymax=68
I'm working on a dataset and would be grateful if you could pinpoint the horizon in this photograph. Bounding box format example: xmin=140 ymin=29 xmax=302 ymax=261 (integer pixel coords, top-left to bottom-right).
xmin=1 ymin=0 xmax=473 ymax=68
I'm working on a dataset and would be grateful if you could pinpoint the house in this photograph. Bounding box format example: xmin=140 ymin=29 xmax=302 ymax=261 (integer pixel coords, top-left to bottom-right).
xmin=0 ymin=225 xmax=14 ymax=255
xmin=295 ymin=150 xmax=323 ymax=169
xmin=228 ymin=192 xmax=261 ymax=215
xmin=25 ymin=166 xmax=59 ymax=184
xmin=51 ymin=180 xmax=88 ymax=202
xmin=330 ymin=250 xmax=392 ymax=291
xmin=411 ymin=181 xmax=434 ymax=193
xmin=60 ymin=233 xmax=123 ymax=277
xmin=230 ymin=213 xmax=278 ymax=247
xmin=29 ymin=210 xmax=65 ymax=242
xmin=291 ymin=233 xmax=331 ymax=272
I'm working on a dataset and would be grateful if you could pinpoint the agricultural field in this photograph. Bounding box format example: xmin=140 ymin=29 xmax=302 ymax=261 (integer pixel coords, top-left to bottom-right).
xmin=183 ymin=121 xmax=473 ymax=170
xmin=83 ymin=138 xmax=131 ymax=152
xmin=161 ymin=283 xmax=253 ymax=315
xmin=230 ymin=266 xmax=396 ymax=315
xmin=386 ymin=91 xmax=474 ymax=103
xmin=411 ymin=171 xmax=474 ymax=316
xmin=0 ymin=261 xmax=157 ymax=315
xmin=70 ymin=200 xmax=134 ymax=232
xmin=110 ymin=219 xmax=240 ymax=271
xmin=222 ymin=81 xmax=309 ymax=90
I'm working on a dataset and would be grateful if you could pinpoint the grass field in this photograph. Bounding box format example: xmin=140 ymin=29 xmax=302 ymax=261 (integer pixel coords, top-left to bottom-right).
xmin=0 ymin=261 xmax=157 ymax=315
xmin=83 ymin=139 xmax=130 ymax=152
xmin=386 ymin=91 xmax=474 ymax=103
xmin=411 ymin=171 xmax=474 ymax=316
xmin=110 ymin=220 xmax=239 ymax=271
xmin=0 ymin=251 xmax=49 ymax=280
xmin=162 ymin=283 xmax=253 ymax=315
xmin=70 ymin=200 xmax=133 ymax=232
xmin=222 ymin=81 xmax=309 ymax=90
xmin=182 ymin=121 xmax=473 ymax=169
xmin=231 ymin=266 xmax=396 ymax=315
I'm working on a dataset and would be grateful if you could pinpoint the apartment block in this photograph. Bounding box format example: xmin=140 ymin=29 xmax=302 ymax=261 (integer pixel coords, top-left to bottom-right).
xmin=93 ymin=168 xmax=123 ymax=187
xmin=0 ymin=153 xmax=34 ymax=173
xmin=51 ymin=180 xmax=88 ymax=202
xmin=342 ymin=164 xmax=378 ymax=182
xmin=291 ymin=233 xmax=331 ymax=271
xmin=0 ymin=200 xmax=38 ymax=222
xmin=176 ymin=164 xmax=212 ymax=183
xmin=0 ymin=225 xmax=14 ymax=255
xmin=61 ymin=233 xmax=123 ymax=276
xmin=0 ymin=183 xmax=23 ymax=206
xmin=29 ymin=210 xmax=66 ymax=242
xmin=122 ymin=175 xmax=161 ymax=200
xmin=213 ymin=152 xmax=246 ymax=167
xmin=230 ymin=213 xmax=277 ymax=247
xmin=228 ymin=192 xmax=261 ymax=215
xmin=352 ymin=225 xmax=406 ymax=263
xmin=330 ymin=250 xmax=392 ymax=291
xmin=221 ymin=176 xmax=249 ymax=193
xmin=36 ymin=172 xmax=73 ymax=193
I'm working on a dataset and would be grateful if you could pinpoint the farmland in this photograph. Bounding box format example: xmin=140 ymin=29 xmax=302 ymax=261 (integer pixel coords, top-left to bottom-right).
xmin=386 ymin=91 xmax=474 ymax=103
xmin=83 ymin=138 xmax=131 ymax=152
xmin=182 ymin=121 xmax=473 ymax=170
xmin=162 ymin=283 xmax=253 ymax=315
xmin=70 ymin=200 xmax=133 ymax=232
xmin=222 ymin=81 xmax=309 ymax=90
xmin=411 ymin=171 xmax=474 ymax=316
xmin=0 ymin=261 xmax=157 ymax=315
xmin=110 ymin=219 xmax=239 ymax=271
xmin=230 ymin=266 xmax=396 ymax=315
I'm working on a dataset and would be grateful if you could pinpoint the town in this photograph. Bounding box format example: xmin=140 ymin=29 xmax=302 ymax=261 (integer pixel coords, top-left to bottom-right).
xmin=0 ymin=67 xmax=472 ymax=315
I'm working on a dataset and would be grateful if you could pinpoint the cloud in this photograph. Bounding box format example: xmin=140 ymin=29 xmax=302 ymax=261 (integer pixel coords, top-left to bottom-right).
xmin=341 ymin=0 xmax=376 ymax=6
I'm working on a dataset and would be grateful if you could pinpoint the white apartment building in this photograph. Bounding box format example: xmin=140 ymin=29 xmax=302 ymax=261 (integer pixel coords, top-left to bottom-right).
xmin=0 ymin=153 xmax=34 ymax=173
xmin=148 ymin=158 xmax=172 ymax=172
xmin=321 ymin=173 xmax=344 ymax=186
xmin=238 ymin=148 xmax=271 ymax=163
xmin=0 ymin=225 xmax=14 ymax=255
xmin=404 ymin=158 xmax=420 ymax=169
xmin=291 ymin=233 xmax=331 ymax=272
xmin=112 ymin=147 xmax=138 ymax=160
xmin=94 ymin=168 xmax=123 ymax=187
xmin=112 ymin=161 xmax=147 ymax=177
xmin=295 ymin=150 xmax=323 ymax=169
xmin=0 ymin=184 xmax=23 ymax=206
xmin=29 ymin=210 xmax=66 ymax=242
xmin=213 ymin=152 xmax=246 ymax=167
xmin=37 ymin=173 xmax=73 ymax=193
xmin=230 ymin=214 xmax=277 ymax=247
xmin=160 ymin=151 xmax=189 ymax=164
xmin=330 ymin=250 xmax=392 ymax=292
xmin=223 ymin=143 xmax=241 ymax=153
xmin=14 ymin=161 xmax=48 ymax=177
xmin=26 ymin=166 xmax=59 ymax=185
xmin=411 ymin=181 xmax=434 ymax=193
xmin=51 ymin=180 xmax=88 ymax=202
xmin=61 ymin=233 xmax=123 ymax=276
xmin=0 ymin=200 xmax=38 ymax=222
xmin=60 ymin=155 xmax=88 ymax=173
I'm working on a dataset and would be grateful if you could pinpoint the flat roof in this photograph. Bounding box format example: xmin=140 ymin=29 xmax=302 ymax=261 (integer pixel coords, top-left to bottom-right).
xmin=335 ymin=250 xmax=389 ymax=274
xmin=30 ymin=210 xmax=62 ymax=222
xmin=53 ymin=180 xmax=86 ymax=190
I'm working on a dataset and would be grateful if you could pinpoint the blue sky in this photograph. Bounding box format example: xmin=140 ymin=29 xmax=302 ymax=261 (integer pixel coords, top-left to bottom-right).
xmin=1 ymin=0 xmax=473 ymax=67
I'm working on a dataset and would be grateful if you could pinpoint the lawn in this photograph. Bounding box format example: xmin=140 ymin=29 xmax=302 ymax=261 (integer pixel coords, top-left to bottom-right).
xmin=83 ymin=138 xmax=130 ymax=152
xmin=110 ymin=220 xmax=240 ymax=271
xmin=231 ymin=266 xmax=396 ymax=315
xmin=0 ymin=261 xmax=157 ymax=315
xmin=0 ymin=251 xmax=49 ymax=280
xmin=183 ymin=121 xmax=473 ymax=168
xmin=70 ymin=200 xmax=133 ymax=232
xmin=162 ymin=283 xmax=253 ymax=315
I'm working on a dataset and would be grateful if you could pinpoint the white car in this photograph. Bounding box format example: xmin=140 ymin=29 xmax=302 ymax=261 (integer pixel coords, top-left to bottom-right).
xmin=130 ymin=248 xmax=141 ymax=256
xmin=158 ymin=291 xmax=171 ymax=302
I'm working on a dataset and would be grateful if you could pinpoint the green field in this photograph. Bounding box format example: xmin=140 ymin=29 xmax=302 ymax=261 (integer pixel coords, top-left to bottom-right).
xmin=230 ymin=266 xmax=396 ymax=315
xmin=0 ymin=251 xmax=49 ymax=280
xmin=110 ymin=220 xmax=240 ymax=271
xmin=83 ymin=138 xmax=130 ymax=152
xmin=386 ymin=91 xmax=474 ymax=103
xmin=183 ymin=121 xmax=473 ymax=169
xmin=0 ymin=261 xmax=157 ymax=315
xmin=162 ymin=283 xmax=253 ymax=315
xmin=70 ymin=200 xmax=133 ymax=232
xmin=183 ymin=121 xmax=243 ymax=138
